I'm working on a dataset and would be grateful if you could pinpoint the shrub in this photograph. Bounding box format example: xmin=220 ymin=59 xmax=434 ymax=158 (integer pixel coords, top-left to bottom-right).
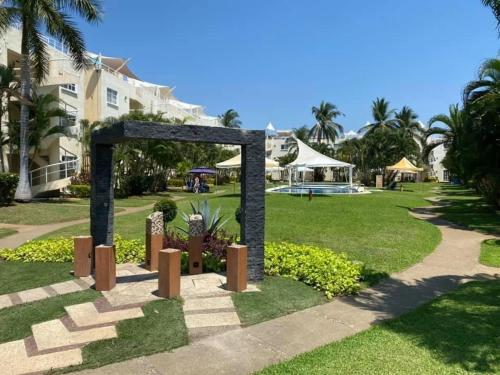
xmin=0 ymin=235 xmax=144 ymax=263
xmin=67 ymin=184 xmax=91 ymax=198
xmin=265 ymin=242 xmax=362 ymax=299
xmin=0 ymin=173 xmax=19 ymax=205
xmin=153 ymin=199 xmax=178 ymax=226
xmin=168 ymin=178 xmax=185 ymax=187
xmin=180 ymin=200 xmax=229 ymax=236
xmin=124 ymin=175 xmax=149 ymax=196
xmin=206 ymin=177 xmax=215 ymax=185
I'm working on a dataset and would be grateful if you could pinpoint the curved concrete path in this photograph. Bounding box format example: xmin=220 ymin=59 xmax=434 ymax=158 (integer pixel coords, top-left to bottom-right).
xmin=0 ymin=203 xmax=156 ymax=249
xmin=76 ymin=201 xmax=499 ymax=375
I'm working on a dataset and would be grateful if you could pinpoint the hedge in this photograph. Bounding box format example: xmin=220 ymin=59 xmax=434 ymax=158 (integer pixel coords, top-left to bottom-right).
xmin=265 ymin=242 xmax=362 ymax=299
xmin=67 ymin=184 xmax=91 ymax=198
xmin=0 ymin=235 xmax=144 ymax=263
xmin=0 ymin=173 xmax=19 ymax=205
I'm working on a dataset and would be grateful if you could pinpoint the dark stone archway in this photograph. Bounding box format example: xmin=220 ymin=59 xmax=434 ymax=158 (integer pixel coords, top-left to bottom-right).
xmin=90 ymin=121 xmax=265 ymax=280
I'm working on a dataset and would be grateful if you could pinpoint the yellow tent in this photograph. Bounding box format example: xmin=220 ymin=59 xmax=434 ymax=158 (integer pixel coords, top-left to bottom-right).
xmin=386 ymin=157 xmax=423 ymax=173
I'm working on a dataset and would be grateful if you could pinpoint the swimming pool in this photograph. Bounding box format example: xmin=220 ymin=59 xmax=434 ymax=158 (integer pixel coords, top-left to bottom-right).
xmin=268 ymin=184 xmax=367 ymax=195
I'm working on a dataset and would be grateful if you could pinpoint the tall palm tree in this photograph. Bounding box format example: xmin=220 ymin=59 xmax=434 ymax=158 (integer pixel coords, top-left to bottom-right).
xmin=218 ymin=109 xmax=241 ymax=128
xmin=0 ymin=0 xmax=102 ymax=202
xmin=0 ymin=64 xmax=19 ymax=172
xmin=463 ymin=58 xmax=500 ymax=106
xmin=395 ymin=106 xmax=423 ymax=137
xmin=309 ymin=101 xmax=344 ymax=144
xmin=359 ymin=97 xmax=399 ymax=135
xmin=482 ymin=0 xmax=500 ymax=33
xmin=424 ymin=104 xmax=466 ymax=160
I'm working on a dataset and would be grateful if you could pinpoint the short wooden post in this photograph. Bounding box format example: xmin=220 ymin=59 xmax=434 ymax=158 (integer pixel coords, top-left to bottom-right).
xmin=145 ymin=212 xmax=164 ymax=271
xmin=73 ymin=236 xmax=93 ymax=277
xmin=188 ymin=214 xmax=204 ymax=275
xmin=158 ymin=249 xmax=181 ymax=298
xmin=95 ymin=245 xmax=116 ymax=291
xmin=226 ymin=244 xmax=247 ymax=292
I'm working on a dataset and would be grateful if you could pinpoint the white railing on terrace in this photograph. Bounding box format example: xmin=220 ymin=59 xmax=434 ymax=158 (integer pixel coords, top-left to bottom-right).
xmin=29 ymin=159 xmax=80 ymax=187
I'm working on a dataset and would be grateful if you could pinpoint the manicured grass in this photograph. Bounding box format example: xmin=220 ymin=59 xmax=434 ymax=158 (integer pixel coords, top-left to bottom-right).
xmin=41 ymin=183 xmax=441 ymax=285
xmin=0 ymin=290 xmax=100 ymax=344
xmin=258 ymin=280 xmax=500 ymax=375
xmin=436 ymin=185 xmax=500 ymax=235
xmin=0 ymin=261 xmax=74 ymax=294
xmin=233 ymin=276 xmax=326 ymax=326
xmin=0 ymin=228 xmax=16 ymax=238
xmin=0 ymin=202 xmax=92 ymax=225
xmin=60 ymin=299 xmax=187 ymax=373
xmin=480 ymin=239 xmax=500 ymax=267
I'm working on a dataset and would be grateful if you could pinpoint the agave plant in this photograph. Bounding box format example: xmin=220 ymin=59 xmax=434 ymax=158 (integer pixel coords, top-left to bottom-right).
xmin=179 ymin=200 xmax=229 ymax=236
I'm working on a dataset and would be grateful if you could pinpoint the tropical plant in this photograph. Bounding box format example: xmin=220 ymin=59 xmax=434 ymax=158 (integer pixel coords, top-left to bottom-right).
xmin=180 ymin=200 xmax=229 ymax=236
xmin=359 ymin=98 xmax=399 ymax=135
xmin=395 ymin=106 xmax=424 ymax=139
xmin=482 ymin=0 xmax=500 ymax=33
xmin=309 ymin=101 xmax=344 ymax=144
xmin=218 ymin=109 xmax=241 ymax=128
xmin=0 ymin=0 xmax=103 ymax=202
xmin=153 ymin=199 xmax=178 ymax=228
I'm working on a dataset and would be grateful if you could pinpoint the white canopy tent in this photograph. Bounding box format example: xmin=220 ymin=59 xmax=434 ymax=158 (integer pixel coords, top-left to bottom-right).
xmin=216 ymin=153 xmax=280 ymax=170
xmin=286 ymin=138 xmax=354 ymax=187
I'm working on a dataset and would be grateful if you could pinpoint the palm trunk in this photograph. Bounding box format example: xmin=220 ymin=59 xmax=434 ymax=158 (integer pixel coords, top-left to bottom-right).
xmin=14 ymin=28 xmax=32 ymax=202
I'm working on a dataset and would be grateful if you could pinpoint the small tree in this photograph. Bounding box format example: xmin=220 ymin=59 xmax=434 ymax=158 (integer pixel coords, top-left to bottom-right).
xmin=154 ymin=199 xmax=178 ymax=228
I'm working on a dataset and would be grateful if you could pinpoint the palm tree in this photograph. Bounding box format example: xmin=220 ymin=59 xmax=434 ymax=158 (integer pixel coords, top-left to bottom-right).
xmin=309 ymin=101 xmax=344 ymax=144
xmin=463 ymin=58 xmax=500 ymax=106
xmin=0 ymin=64 xmax=19 ymax=172
xmin=424 ymin=104 xmax=466 ymax=160
xmin=359 ymin=98 xmax=399 ymax=135
xmin=482 ymin=0 xmax=500 ymax=33
xmin=395 ymin=106 xmax=423 ymax=138
xmin=0 ymin=0 xmax=102 ymax=202
xmin=218 ymin=109 xmax=241 ymax=128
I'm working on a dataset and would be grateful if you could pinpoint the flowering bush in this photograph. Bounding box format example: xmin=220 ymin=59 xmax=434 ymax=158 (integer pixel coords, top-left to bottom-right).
xmin=265 ymin=242 xmax=362 ymax=299
xmin=0 ymin=235 xmax=144 ymax=263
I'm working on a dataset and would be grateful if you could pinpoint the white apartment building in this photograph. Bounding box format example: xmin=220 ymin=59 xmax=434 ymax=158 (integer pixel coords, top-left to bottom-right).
xmin=428 ymin=142 xmax=449 ymax=182
xmin=0 ymin=26 xmax=220 ymax=195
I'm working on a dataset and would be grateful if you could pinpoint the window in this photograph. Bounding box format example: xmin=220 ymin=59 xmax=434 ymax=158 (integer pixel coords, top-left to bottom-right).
xmin=107 ymin=88 xmax=118 ymax=106
xmin=280 ymin=144 xmax=289 ymax=151
xmin=61 ymin=83 xmax=77 ymax=94
xmin=443 ymin=170 xmax=450 ymax=182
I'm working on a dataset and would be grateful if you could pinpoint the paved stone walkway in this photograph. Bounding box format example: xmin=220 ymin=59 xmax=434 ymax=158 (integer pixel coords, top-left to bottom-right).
xmin=75 ymin=203 xmax=499 ymax=375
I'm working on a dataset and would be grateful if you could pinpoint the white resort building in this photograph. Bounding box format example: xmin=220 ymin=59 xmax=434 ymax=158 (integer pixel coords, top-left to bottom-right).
xmin=428 ymin=142 xmax=449 ymax=182
xmin=0 ymin=26 xmax=220 ymax=195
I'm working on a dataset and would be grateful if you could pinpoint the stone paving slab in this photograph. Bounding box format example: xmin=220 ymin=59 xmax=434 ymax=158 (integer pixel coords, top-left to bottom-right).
xmin=32 ymin=319 xmax=117 ymax=351
xmin=0 ymin=339 xmax=82 ymax=375
xmin=66 ymin=302 xmax=144 ymax=327
xmin=184 ymin=296 xmax=234 ymax=312
xmin=51 ymin=280 xmax=86 ymax=295
xmin=0 ymin=294 xmax=13 ymax=309
xmin=184 ymin=311 xmax=241 ymax=329
xmin=17 ymin=287 xmax=50 ymax=304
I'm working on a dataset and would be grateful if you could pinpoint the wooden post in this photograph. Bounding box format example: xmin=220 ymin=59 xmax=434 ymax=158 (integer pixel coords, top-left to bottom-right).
xmin=145 ymin=212 xmax=164 ymax=271
xmin=95 ymin=245 xmax=116 ymax=291
xmin=188 ymin=214 xmax=204 ymax=275
xmin=226 ymin=244 xmax=247 ymax=292
xmin=73 ymin=236 xmax=93 ymax=277
xmin=158 ymin=249 xmax=181 ymax=298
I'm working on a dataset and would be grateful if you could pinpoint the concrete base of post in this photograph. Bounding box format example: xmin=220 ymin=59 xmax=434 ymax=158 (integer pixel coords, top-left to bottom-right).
xmin=188 ymin=236 xmax=203 ymax=275
xmin=146 ymin=233 xmax=163 ymax=271
xmin=95 ymin=245 xmax=116 ymax=291
xmin=73 ymin=236 xmax=93 ymax=277
xmin=158 ymin=249 xmax=181 ymax=298
xmin=226 ymin=244 xmax=248 ymax=292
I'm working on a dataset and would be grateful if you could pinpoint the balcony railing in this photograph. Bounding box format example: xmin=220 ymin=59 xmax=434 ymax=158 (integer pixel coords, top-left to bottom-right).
xmin=29 ymin=159 xmax=80 ymax=187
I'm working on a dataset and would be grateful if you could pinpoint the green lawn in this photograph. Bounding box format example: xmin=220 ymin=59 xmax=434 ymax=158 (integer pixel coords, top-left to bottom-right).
xmin=40 ymin=183 xmax=441 ymax=285
xmin=0 ymin=202 xmax=93 ymax=225
xmin=0 ymin=228 xmax=16 ymax=238
xmin=60 ymin=299 xmax=187 ymax=373
xmin=480 ymin=239 xmax=500 ymax=267
xmin=258 ymin=280 xmax=500 ymax=375
xmin=233 ymin=276 xmax=326 ymax=326
xmin=0 ymin=290 xmax=100 ymax=344
xmin=0 ymin=261 xmax=75 ymax=294
xmin=436 ymin=185 xmax=500 ymax=235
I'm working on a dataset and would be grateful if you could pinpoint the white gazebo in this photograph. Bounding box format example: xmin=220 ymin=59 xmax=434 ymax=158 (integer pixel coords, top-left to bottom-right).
xmin=286 ymin=138 xmax=354 ymax=187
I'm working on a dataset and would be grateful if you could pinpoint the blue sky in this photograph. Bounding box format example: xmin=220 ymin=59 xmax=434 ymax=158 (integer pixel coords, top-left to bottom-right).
xmin=76 ymin=1 xmax=498 ymax=133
